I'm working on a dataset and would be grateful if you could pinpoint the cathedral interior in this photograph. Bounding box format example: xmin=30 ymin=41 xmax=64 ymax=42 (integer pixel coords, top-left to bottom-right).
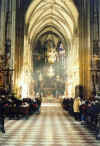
xmin=0 ymin=0 xmax=100 ymax=145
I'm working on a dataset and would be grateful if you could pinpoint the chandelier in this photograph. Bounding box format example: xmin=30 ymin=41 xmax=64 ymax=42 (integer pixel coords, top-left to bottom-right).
xmin=47 ymin=65 xmax=55 ymax=77
xmin=45 ymin=33 xmax=57 ymax=64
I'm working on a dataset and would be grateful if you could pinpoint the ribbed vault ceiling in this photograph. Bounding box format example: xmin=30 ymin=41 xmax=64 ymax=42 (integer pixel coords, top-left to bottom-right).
xmin=25 ymin=0 xmax=78 ymax=46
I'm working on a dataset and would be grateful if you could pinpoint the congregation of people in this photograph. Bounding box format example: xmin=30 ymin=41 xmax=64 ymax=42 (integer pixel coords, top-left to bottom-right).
xmin=0 ymin=90 xmax=42 ymax=133
xmin=62 ymin=96 xmax=100 ymax=139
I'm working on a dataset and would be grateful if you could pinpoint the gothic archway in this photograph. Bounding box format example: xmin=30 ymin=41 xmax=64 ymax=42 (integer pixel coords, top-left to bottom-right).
xmin=17 ymin=0 xmax=80 ymax=98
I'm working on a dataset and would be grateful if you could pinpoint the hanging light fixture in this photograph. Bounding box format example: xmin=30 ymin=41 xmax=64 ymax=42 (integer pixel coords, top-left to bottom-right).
xmin=46 ymin=0 xmax=57 ymax=64
xmin=47 ymin=65 xmax=55 ymax=77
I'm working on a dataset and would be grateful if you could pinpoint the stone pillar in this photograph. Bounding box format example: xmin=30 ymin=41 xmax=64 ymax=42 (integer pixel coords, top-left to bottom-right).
xmin=98 ymin=0 xmax=100 ymax=47
xmin=79 ymin=0 xmax=91 ymax=97
xmin=94 ymin=0 xmax=98 ymax=41
xmin=11 ymin=0 xmax=16 ymax=90
xmin=86 ymin=0 xmax=91 ymax=96
xmin=84 ymin=0 xmax=91 ymax=96
xmin=0 ymin=0 xmax=6 ymax=55
xmin=0 ymin=0 xmax=6 ymax=88
xmin=79 ymin=0 xmax=85 ymax=87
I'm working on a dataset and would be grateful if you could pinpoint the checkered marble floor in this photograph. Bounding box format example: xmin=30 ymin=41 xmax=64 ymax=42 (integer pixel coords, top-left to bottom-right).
xmin=0 ymin=102 xmax=99 ymax=146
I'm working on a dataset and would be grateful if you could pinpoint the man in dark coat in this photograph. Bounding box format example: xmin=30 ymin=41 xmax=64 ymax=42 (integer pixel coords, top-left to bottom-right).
xmin=0 ymin=98 xmax=5 ymax=133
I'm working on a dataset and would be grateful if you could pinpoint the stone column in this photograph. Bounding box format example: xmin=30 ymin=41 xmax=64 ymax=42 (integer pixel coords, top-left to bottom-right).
xmin=79 ymin=0 xmax=91 ymax=97
xmin=83 ymin=0 xmax=91 ymax=96
xmin=86 ymin=0 xmax=91 ymax=96
xmin=11 ymin=0 xmax=16 ymax=89
xmin=0 ymin=0 xmax=6 ymax=87
xmin=79 ymin=0 xmax=84 ymax=87
xmin=0 ymin=0 xmax=6 ymax=55
xmin=98 ymin=0 xmax=100 ymax=47
xmin=94 ymin=0 xmax=98 ymax=41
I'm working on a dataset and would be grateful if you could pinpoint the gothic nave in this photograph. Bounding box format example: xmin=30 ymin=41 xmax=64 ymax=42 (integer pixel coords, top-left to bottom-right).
xmin=0 ymin=0 xmax=100 ymax=145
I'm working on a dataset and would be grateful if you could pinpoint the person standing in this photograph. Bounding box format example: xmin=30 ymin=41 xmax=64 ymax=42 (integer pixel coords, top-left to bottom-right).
xmin=73 ymin=96 xmax=81 ymax=121
xmin=0 ymin=99 xmax=5 ymax=133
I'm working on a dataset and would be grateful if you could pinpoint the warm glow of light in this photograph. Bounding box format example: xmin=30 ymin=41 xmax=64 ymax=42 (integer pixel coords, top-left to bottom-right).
xmin=17 ymin=71 xmax=28 ymax=99
xmin=25 ymin=0 xmax=79 ymax=43
xmin=17 ymin=70 xmax=34 ymax=99
xmin=47 ymin=48 xmax=57 ymax=64
xmin=66 ymin=37 xmax=80 ymax=98
xmin=68 ymin=85 xmax=73 ymax=97
xmin=21 ymin=84 xmax=28 ymax=99
xmin=16 ymin=35 xmax=34 ymax=99
xmin=25 ymin=0 xmax=78 ymax=25
xmin=48 ymin=66 xmax=55 ymax=77
xmin=23 ymin=0 xmax=79 ymax=99
xmin=39 ymin=73 xmax=43 ymax=81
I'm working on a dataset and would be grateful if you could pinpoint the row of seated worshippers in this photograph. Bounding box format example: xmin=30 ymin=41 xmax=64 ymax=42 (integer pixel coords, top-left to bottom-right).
xmin=0 ymin=94 xmax=42 ymax=133
xmin=0 ymin=94 xmax=42 ymax=120
xmin=62 ymin=97 xmax=100 ymax=139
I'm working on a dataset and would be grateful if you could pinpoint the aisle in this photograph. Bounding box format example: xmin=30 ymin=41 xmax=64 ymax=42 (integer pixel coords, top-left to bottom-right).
xmin=0 ymin=101 xmax=99 ymax=146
